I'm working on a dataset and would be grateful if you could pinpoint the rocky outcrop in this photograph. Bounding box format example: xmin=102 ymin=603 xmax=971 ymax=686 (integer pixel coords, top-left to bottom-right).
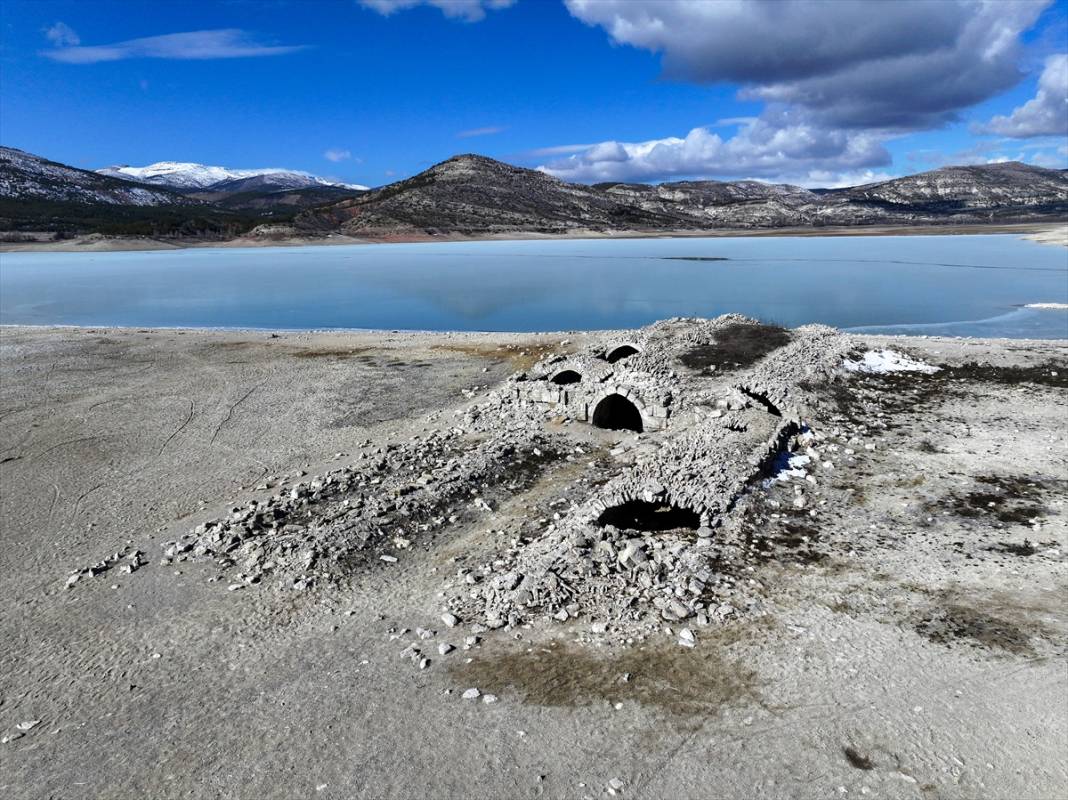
xmin=142 ymin=317 xmax=857 ymax=641
xmin=296 ymin=156 xmax=1068 ymax=237
xmin=0 ymin=146 xmax=201 ymax=207
xmin=296 ymin=154 xmax=683 ymax=235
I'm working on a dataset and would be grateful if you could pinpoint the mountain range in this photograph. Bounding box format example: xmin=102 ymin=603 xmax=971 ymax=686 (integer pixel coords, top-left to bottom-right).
xmin=0 ymin=147 xmax=368 ymax=236
xmin=2 ymin=146 xmax=1065 ymax=241
xmin=96 ymin=161 xmax=367 ymax=192
xmin=295 ymin=154 xmax=1068 ymax=237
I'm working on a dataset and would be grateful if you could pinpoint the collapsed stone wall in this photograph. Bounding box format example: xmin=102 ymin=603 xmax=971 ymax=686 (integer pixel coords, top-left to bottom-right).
xmin=448 ymin=318 xmax=852 ymax=634
xmin=144 ymin=316 xmax=855 ymax=639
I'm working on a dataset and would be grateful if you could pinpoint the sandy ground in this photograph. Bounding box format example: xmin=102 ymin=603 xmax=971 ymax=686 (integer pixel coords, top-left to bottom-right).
xmin=1 ymin=325 xmax=1066 ymax=799
xmin=1 ymin=222 xmax=1063 ymax=253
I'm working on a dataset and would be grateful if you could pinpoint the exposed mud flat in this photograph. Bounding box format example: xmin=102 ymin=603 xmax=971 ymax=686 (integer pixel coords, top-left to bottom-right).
xmin=1 ymin=221 xmax=1063 ymax=253
xmin=1 ymin=322 xmax=1065 ymax=799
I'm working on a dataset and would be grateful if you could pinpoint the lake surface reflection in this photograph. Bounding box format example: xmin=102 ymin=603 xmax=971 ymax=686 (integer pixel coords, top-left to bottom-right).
xmin=1 ymin=234 xmax=1066 ymax=338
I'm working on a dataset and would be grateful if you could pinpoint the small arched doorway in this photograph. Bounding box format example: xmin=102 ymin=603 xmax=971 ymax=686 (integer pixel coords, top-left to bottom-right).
xmin=606 ymin=344 xmax=640 ymax=363
xmin=550 ymin=369 xmax=582 ymax=385
xmin=596 ymin=500 xmax=701 ymax=532
xmin=592 ymin=394 xmax=643 ymax=432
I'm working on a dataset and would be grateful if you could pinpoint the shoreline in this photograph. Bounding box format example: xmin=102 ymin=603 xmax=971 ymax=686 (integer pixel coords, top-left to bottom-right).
xmin=1 ymin=220 xmax=1065 ymax=254
xmin=3 ymin=321 xmax=1066 ymax=345
xmin=2 ymin=321 xmax=1066 ymax=798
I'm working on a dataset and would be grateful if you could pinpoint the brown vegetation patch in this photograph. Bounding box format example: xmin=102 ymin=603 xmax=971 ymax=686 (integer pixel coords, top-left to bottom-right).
xmin=288 ymin=346 xmax=373 ymax=360
xmin=941 ymin=360 xmax=1068 ymax=388
xmin=824 ymin=357 xmax=1068 ymax=427
xmin=911 ymin=585 xmax=1067 ymax=657
xmin=202 ymin=340 xmax=374 ymax=361
xmin=985 ymin=540 xmax=1040 ymax=556
xmin=432 ymin=340 xmax=567 ymax=371
xmin=914 ymin=603 xmax=1038 ymax=656
xmin=928 ymin=474 xmax=1060 ymax=526
xmin=451 ymin=637 xmax=761 ymax=717
xmin=678 ymin=323 xmax=791 ymax=374
xmin=843 ymin=747 xmax=876 ymax=771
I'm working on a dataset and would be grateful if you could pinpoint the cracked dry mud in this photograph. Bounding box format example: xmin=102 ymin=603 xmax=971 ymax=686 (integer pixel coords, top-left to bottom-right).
xmin=1 ymin=320 xmax=1065 ymax=799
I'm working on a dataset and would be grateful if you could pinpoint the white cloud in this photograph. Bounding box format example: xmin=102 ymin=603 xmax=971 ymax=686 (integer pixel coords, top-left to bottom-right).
xmin=41 ymin=29 xmax=307 ymax=63
xmin=803 ymin=170 xmax=898 ymax=189
xmin=566 ymin=0 xmax=1048 ymax=131
xmin=360 ymin=0 xmax=514 ymax=22
xmin=538 ymin=119 xmax=891 ymax=186
xmin=456 ymin=126 xmax=507 ymax=138
xmin=521 ymin=143 xmax=599 ymax=158
xmin=44 ymin=22 xmax=80 ymax=47
xmin=552 ymin=0 xmax=1054 ymax=184
xmin=909 ymin=136 xmax=1068 ymax=171
xmin=324 ymin=148 xmax=353 ymax=162
xmin=977 ymin=54 xmax=1068 ymax=138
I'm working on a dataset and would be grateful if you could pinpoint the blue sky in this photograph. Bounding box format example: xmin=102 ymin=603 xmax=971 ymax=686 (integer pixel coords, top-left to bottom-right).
xmin=1 ymin=0 xmax=1065 ymax=187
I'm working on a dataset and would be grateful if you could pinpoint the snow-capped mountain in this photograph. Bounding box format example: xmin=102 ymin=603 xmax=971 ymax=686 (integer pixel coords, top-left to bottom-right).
xmin=96 ymin=161 xmax=368 ymax=191
xmin=0 ymin=146 xmax=200 ymax=207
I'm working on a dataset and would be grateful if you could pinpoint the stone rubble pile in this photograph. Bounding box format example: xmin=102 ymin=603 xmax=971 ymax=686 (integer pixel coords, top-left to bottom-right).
xmin=163 ymin=424 xmax=567 ymax=591
xmin=99 ymin=316 xmax=859 ymax=639
xmin=443 ymin=319 xmax=855 ymax=636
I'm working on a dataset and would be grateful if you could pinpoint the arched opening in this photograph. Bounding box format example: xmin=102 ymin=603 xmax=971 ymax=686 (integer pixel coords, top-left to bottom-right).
xmin=592 ymin=394 xmax=643 ymax=432
xmin=739 ymin=387 xmax=782 ymax=417
xmin=597 ymin=500 xmax=700 ymax=533
xmin=606 ymin=344 xmax=640 ymax=363
xmin=550 ymin=369 xmax=582 ymax=385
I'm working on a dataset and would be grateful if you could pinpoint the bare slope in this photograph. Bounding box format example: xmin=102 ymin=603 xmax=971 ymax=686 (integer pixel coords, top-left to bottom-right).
xmin=297 ymin=157 xmax=1068 ymax=237
xmin=295 ymin=154 xmax=697 ymax=235
xmin=0 ymin=146 xmax=200 ymax=207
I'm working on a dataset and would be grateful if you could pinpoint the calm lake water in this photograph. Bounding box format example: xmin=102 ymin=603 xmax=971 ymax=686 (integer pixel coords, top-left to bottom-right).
xmin=2 ymin=234 xmax=1066 ymax=338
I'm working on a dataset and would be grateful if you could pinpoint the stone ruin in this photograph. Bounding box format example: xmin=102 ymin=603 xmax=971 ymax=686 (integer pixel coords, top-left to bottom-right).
xmin=513 ymin=337 xmax=672 ymax=432
xmin=133 ymin=315 xmax=857 ymax=641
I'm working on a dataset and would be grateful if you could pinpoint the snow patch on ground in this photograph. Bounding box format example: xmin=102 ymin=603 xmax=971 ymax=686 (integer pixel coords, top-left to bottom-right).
xmin=843 ymin=349 xmax=940 ymax=374
xmin=764 ymin=452 xmax=812 ymax=485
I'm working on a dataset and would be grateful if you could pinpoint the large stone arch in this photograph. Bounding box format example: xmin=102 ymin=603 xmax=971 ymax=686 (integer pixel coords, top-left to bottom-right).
xmin=590 ymin=483 xmax=713 ymax=528
xmin=596 ymin=499 xmax=700 ymax=532
xmin=589 ymin=390 xmax=647 ymax=433
xmin=550 ymin=368 xmax=582 ymax=385
xmin=605 ymin=343 xmax=641 ymax=363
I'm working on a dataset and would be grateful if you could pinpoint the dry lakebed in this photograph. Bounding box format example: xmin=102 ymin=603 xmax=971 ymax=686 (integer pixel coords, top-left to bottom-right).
xmin=0 ymin=319 xmax=1065 ymax=799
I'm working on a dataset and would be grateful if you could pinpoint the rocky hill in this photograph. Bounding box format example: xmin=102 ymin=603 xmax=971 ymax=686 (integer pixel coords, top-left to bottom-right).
xmin=833 ymin=163 xmax=1068 ymax=217
xmin=0 ymin=147 xmax=368 ymax=235
xmin=296 ymin=154 xmax=682 ymax=235
xmin=0 ymin=147 xmax=200 ymax=207
xmin=2 ymin=146 xmax=1065 ymax=239
xmin=296 ymin=156 xmax=1068 ymax=236
xmin=96 ymin=161 xmax=367 ymax=192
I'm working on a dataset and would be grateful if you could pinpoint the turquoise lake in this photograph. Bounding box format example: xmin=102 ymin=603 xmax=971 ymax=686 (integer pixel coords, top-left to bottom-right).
xmin=1 ymin=234 xmax=1066 ymax=337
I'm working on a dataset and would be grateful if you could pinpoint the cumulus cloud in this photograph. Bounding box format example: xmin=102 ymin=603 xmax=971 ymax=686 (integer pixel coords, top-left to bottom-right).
xmin=977 ymin=54 xmax=1068 ymax=137
xmin=360 ymin=0 xmax=514 ymax=22
xmin=41 ymin=29 xmax=307 ymax=63
xmin=44 ymin=22 xmax=80 ymax=47
xmin=566 ymin=0 xmax=1048 ymax=131
xmin=546 ymin=0 xmax=1055 ymax=183
xmin=456 ymin=126 xmax=507 ymax=138
xmin=538 ymin=118 xmax=891 ymax=186
xmin=908 ymin=135 xmax=1068 ymax=171
xmin=324 ymin=148 xmax=353 ymax=162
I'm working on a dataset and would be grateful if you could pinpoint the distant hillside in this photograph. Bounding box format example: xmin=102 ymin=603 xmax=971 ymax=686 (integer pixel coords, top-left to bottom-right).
xmin=97 ymin=161 xmax=368 ymax=192
xmin=187 ymin=184 xmax=364 ymax=214
xmin=0 ymin=147 xmax=366 ymax=235
xmin=2 ymin=146 xmax=1065 ymax=240
xmin=296 ymin=156 xmax=1068 ymax=237
xmin=295 ymin=154 xmax=680 ymax=235
xmin=0 ymin=147 xmax=200 ymax=207
xmin=832 ymin=163 xmax=1068 ymax=216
